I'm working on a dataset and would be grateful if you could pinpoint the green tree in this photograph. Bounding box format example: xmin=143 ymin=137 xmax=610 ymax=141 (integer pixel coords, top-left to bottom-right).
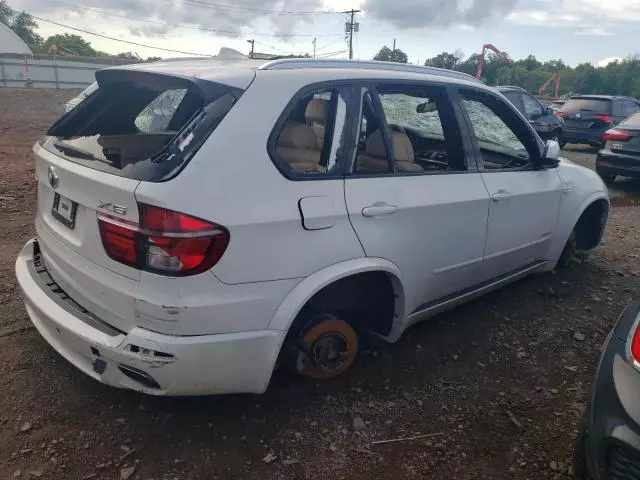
xmin=1 ymin=2 xmax=42 ymax=48
xmin=424 ymin=51 xmax=461 ymax=70
xmin=518 ymin=55 xmax=542 ymax=71
xmin=373 ymin=46 xmax=408 ymax=64
xmin=0 ymin=0 xmax=14 ymax=25
xmin=43 ymin=33 xmax=98 ymax=57
xmin=10 ymin=11 xmax=42 ymax=46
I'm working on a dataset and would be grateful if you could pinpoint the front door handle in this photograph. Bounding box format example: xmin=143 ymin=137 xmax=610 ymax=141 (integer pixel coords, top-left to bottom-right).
xmin=362 ymin=203 xmax=398 ymax=217
xmin=491 ymin=192 xmax=514 ymax=202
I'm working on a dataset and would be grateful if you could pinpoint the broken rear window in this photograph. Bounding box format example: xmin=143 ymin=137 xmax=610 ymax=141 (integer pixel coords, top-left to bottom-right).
xmin=43 ymin=71 xmax=243 ymax=182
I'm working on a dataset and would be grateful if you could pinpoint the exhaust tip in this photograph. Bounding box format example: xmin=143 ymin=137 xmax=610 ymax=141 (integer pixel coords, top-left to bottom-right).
xmin=118 ymin=364 xmax=161 ymax=389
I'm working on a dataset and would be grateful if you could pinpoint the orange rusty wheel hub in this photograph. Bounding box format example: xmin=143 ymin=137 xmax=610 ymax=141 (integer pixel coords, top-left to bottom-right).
xmin=301 ymin=319 xmax=358 ymax=380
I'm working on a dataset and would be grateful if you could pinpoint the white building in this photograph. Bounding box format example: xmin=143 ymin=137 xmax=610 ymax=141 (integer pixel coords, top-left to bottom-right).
xmin=0 ymin=22 xmax=32 ymax=55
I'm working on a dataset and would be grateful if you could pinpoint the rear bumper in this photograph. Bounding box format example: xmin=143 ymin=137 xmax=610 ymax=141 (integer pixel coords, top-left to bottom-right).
xmin=578 ymin=301 xmax=640 ymax=479
xmin=16 ymin=239 xmax=285 ymax=396
xmin=564 ymin=128 xmax=606 ymax=145
xmin=596 ymin=151 xmax=640 ymax=178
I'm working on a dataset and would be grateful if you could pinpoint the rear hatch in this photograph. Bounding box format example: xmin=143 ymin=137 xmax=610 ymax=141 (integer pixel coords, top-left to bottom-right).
xmin=602 ymin=113 xmax=640 ymax=164
xmin=34 ymin=65 xmax=249 ymax=329
xmin=559 ymin=97 xmax=613 ymax=133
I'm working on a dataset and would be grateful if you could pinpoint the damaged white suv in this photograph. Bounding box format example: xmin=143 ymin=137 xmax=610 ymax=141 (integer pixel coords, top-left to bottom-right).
xmin=16 ymin=57 xmax=609 ymax=395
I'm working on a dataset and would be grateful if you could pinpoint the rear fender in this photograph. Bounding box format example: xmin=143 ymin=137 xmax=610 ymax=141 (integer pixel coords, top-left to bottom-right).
xmin=267 ymin=257 xmax=405 ymax=334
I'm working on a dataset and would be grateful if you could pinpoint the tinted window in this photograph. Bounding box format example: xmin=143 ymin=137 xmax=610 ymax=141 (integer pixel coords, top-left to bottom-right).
xmin=461 ymin=92 xmax=532 ymax=170
xmin=620 ymin=112 xmax=640 ymax=127
xmin=522 ymin=94 xmax=544 ymax=119
xmin=622 ymin=100 xmax=639 ymax=117
xmin=560 ymin=98 xmax=612 ymax=115
xmin=502 ymin=92 xmax=523 ymax=112
xmin=273 ymin=86 xmax=350 ymax=176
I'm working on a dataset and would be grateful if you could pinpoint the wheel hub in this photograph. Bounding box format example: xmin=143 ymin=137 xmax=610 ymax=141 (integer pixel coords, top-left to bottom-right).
xmin=310 ymin=332 xmax=349 ymax=373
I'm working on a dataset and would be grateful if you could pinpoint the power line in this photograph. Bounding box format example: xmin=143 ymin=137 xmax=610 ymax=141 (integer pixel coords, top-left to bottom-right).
xmin=32 ymin=15 xmax=213 ymax=55
xmin=155 ymin=0 xmax=339 ymax=15
xmin=315 ymin=50 xmax=348 ymax=58
xmin=47 ymin=2 xmax=343 ymax=37
xmin=254 ymin=38 xmax=345 ymax=57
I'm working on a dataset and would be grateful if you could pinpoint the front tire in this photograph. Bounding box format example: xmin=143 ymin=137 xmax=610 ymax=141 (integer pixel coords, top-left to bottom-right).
xmin=557 ymin=230 xmax=576 ymax=268
xmin=550 ymin=130 xmax=565 ymax=148
xmin=573 ymin=415 xmax=593 ymax=479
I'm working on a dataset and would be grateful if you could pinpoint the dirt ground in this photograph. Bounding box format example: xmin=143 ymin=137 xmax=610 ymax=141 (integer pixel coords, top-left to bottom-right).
xmin=1 ymin=88 xmax=639 ymax=480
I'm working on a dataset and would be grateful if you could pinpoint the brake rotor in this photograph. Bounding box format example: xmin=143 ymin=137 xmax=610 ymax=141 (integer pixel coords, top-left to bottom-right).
xmin=301 ymin=319 xmax=358 ymax=380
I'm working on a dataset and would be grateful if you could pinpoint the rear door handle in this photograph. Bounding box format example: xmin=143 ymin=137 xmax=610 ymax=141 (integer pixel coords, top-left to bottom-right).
xmin=491 ymin=192 xmax=514 ymax=202
xmin=362 ymin=203 xmax=398 ymax=217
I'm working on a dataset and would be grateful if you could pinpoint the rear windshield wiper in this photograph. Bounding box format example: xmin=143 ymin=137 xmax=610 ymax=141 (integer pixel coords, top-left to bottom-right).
xmin=53 ymin=140 xmax=96 ymax=160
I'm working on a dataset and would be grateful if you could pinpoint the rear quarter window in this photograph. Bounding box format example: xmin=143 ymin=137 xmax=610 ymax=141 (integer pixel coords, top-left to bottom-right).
xmin=620 ymin=112 xmax=640 ymax=127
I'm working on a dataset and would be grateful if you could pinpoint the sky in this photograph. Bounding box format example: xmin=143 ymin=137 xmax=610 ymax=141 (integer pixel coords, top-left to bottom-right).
xmin=8 ymin=0 xmax=640 ymax=66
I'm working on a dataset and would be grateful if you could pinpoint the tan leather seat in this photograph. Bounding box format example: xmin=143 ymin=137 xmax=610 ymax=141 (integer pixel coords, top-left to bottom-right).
xmin=305 ymin=99 xmax=328 ymax=149
xmin=357 ymin=130 xmax=424 ymax=173
xmin=277 ymin=124 xmax=323 ymax=173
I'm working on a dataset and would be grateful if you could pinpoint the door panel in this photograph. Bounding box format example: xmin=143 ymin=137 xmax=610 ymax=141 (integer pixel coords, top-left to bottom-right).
xmin=345 ymin=175 xmax=490 ymax=312
xmin=458 ymin=89 xmax=563 ymax=279
xmin=480 ymin=170 xmax=563 ymax=275
xmin=345 ymin=83 xmax=490 ymax=315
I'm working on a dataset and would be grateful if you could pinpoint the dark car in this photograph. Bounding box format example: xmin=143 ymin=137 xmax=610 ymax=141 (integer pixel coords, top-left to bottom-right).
xmin=497 ymin=86 xmax=566 ymax=146
xmin=574 ymin=298 xmax=640 ymax=480
xmin=595 ymin=112 xmax=640 ymax=183
xmin=559 ymin=95 xmax=640 ymax=148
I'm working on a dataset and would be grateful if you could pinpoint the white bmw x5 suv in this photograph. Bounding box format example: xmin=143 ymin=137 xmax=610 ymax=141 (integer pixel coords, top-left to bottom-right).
xmin=16 ymin=57 xmax=609 ymax=396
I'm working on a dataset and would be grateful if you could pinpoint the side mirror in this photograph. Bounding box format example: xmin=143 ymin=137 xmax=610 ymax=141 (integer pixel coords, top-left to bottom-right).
xmin=545 ymin=107 xmax=554 ymax=116
xmin=538 ymin=140 xmax=560 ymax=168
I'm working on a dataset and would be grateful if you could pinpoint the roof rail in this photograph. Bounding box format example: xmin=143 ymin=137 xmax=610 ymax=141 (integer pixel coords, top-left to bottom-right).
xmin=495 ymin=85 xmax=527 ymax=92
xmin=259 ymin=58 xmax=483 ymax=84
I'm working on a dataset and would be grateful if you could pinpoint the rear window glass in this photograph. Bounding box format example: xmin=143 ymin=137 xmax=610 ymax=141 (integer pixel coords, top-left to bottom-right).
xmin=620 ymin=112 xmax=640 ymax=127
xmin=560 ymin=98 xmax=612 ymax=115
xmin=44 ymin=74 xmax=241 ymax=182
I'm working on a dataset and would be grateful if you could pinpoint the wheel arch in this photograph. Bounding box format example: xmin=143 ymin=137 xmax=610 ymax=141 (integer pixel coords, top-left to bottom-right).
xmin=574 ymin=197 xmax=610 ymax=250
xmin=548 ymin=192 xmax=610 ymax=268
xmin=267 ymin=258 xmax=405 ymax=335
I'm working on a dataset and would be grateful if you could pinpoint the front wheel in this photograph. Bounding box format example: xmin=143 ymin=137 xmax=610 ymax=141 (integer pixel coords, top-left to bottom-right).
xmin=557 ymin=230 xmax=576 ymax=268
xmin=550 ymin=130 xmax=565 ymax=148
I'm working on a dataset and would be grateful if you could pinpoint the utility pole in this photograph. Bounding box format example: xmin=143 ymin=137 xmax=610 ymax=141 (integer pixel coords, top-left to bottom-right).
xmin=344 ymin=9 xmax=361 ymax=60
xmin=247 ymin=39 xmax=255 ymax=59
xmin=313 ymin=37 xmax=317 ymax=59
xmin=392 ymin=38 xmax=396 ymax=52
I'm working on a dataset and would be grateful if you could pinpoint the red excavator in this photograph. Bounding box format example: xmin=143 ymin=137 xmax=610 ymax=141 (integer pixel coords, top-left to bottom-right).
xmin=475 ymin=44 xmax=514 ymax=80
xmin=538 ymin=72 xmax=561 ymax=99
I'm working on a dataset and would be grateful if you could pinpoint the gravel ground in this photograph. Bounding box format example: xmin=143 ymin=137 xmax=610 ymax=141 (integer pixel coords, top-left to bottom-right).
xmin=1 ymin=89 xmax=639 ymax=480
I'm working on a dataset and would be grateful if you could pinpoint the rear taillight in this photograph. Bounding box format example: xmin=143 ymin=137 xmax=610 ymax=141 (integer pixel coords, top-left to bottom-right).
xmin=556 ymin=111 xmax=565 ymax=118
xmin=630 ymin=318 xmax=640 ymax=363
xmin=594 ymin=114 xmax=614 ymax=124
xmin=98 ymin=204 xmax=229 ymax=276
xmin=603 ymin=129 xmax=630 ymax=142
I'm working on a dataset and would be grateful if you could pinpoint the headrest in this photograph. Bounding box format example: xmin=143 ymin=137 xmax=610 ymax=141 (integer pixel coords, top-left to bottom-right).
xmin=278 ymin=124 xmax=318 ymax=150
xmin=365 ymin=130 xmax=415 ymax=163
xmin=305 ymin=99 xmax=329 ymax=124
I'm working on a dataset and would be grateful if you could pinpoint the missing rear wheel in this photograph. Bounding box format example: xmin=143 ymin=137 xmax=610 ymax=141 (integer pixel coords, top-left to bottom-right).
xmin=292 ymin=316 xmax=359 ymax=380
